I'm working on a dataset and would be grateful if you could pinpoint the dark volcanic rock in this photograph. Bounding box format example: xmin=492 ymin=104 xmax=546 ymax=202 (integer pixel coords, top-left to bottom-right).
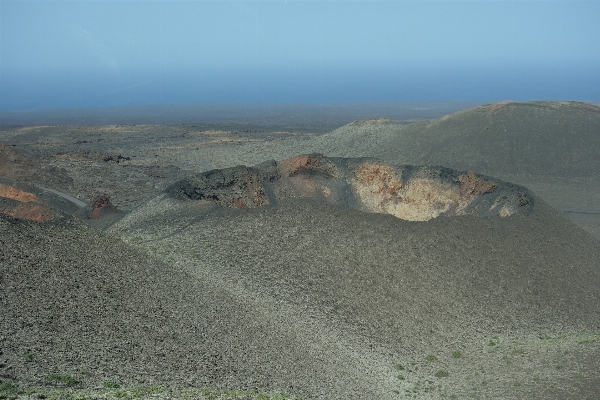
xmin=168 ymin=160 xmax=279 ymax=208
xmin=168 ymin=154 xmax=534 ymax=221
xmin=103 ymin=154 xmax=131 ymax=163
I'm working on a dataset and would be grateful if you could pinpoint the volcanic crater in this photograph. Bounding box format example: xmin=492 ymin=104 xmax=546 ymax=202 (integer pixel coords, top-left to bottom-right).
xmin=168 ymin=154 xmax=534 ymax=221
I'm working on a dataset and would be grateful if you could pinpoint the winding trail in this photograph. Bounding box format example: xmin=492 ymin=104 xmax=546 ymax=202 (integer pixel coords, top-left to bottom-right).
xmin=35 ymin=185 xmax=87 ymax=208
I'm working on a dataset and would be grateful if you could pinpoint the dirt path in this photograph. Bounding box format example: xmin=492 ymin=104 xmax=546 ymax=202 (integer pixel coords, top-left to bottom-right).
xmin=35 ymin=185 xmax=87 ymax=208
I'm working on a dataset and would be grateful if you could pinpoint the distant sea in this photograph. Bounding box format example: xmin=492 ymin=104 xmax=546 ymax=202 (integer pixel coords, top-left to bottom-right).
xmin=1 ymin=65 xmax=598 ymax=114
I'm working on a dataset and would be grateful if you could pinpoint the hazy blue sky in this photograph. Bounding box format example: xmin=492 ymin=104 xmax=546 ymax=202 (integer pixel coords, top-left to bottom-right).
xmin=1 ymin=1 xmax=599 ymax=111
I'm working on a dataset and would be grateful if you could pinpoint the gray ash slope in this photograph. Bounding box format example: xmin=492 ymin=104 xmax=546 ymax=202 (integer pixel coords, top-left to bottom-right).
xmin=1 ymin=211 xmax=390 ymax=399
xmin=116 ymin=192 xmax=600 ymax=342
xmin=3 ymin=167 xmax=600 ymax=398
xmin=108 ymin=157 xmax=600 ymax=398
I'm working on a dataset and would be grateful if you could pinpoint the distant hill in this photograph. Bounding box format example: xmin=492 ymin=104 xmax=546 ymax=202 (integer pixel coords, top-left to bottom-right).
xmin=308 ymin=101 xmax=600 ymax=178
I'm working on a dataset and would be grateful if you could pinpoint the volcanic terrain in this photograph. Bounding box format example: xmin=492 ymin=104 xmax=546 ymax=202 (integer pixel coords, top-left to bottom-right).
xmin=1 ymin=101 xmax=599 ymax=399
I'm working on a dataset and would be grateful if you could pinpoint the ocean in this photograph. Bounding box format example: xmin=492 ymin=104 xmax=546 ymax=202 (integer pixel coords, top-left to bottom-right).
xmin=1 ymin=64 xmax=598 ymax=113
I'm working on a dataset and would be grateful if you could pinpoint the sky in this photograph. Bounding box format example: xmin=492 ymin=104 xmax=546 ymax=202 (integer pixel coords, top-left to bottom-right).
xmin=1 ymin=0 xmax=599 ymax=112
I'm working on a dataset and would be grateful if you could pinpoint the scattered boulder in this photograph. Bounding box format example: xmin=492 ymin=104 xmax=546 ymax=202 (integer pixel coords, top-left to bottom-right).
xmin=168 ymin=154 xmax=534 ymax=221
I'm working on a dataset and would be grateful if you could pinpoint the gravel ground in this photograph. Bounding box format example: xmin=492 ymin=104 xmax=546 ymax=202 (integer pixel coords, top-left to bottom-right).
xmin=108 ymin=193 xmax=600 ymax=399
xmin=0 ymin=211 xmax=394 ymax=399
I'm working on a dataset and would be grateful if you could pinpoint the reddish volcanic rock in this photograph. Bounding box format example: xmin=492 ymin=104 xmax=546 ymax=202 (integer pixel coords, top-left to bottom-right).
xmin=351 ymin=162 xmax=461 ymax=221
xmin=279 ymin=154 xmax=340 ymax=179
xmin=0 ymin=183 xmax=40 ymax=203
xmin=10 ymin=203 xmax=55 ymax=222
xmin=88 ymin=194 xmax=119 ymax=219
xmin=168 ymin=154 xmax=534 ymax=221
xmin=0 ymin=182 xmax=56 ymax=222
xmin=0 ymin=201 xmax=55 ymax=222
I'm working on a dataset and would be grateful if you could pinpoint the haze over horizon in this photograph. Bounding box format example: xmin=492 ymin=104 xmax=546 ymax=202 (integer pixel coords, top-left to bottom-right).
xmin=1 ymin=1 xmax=599 ymax=112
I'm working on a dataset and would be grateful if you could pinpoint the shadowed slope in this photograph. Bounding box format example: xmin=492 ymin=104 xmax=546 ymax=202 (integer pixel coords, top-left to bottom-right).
xmin=0 ymin=143 xmax=37 ymax=181
xmin=0 ymin=142 xmax=73 ymax=189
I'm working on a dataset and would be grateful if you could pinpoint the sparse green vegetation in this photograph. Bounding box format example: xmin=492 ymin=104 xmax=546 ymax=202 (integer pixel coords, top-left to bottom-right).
xmin=3 ymin=385 xmax=314 ymax=400
xmin=576 ymin=333 xmax=600 ymax=344
xmin=0 ymin=381 xmax=19 ymax=399
xmin=435 ymin=370 xmax=449 ymax=378
xmin=45 ymin=374 xmax=79 ymax=386
xmin=23 ymin=353 xmax=34 ymax=362
xmin=112 ymin=385 xmax=166 ymax=398
xmin=394 ymin=363 xmax=404 ymax=370
xmin=451 ymin=350 xmax=462 ymax=358
xmin=425 ymin=354 xmax=437 ymax=362
xmin=397 ymin=374 xmax=405 ymax=380
xmin=104 ymin=381 xmax=120 ymax=388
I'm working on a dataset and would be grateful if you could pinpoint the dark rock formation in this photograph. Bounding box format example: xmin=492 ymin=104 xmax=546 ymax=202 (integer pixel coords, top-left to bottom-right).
xmin=103 ymin=154 xmax=131 ymax=163
xmin=168 ymin=154 xmax=534 ymax=221
xmin=168 ymin=160 xmax=278 ymax=208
